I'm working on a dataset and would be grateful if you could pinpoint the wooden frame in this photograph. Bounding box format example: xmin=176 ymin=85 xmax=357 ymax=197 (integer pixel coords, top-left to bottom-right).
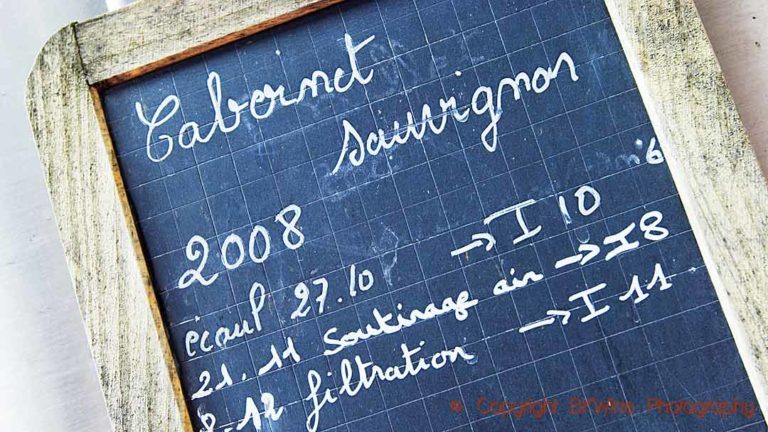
xmin=25 ymin=0 xmax=768 ymax=430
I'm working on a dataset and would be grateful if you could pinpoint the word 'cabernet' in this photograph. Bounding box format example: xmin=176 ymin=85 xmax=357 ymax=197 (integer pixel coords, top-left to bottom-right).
xmin=136 ymin=33 xmax=375 ymax=162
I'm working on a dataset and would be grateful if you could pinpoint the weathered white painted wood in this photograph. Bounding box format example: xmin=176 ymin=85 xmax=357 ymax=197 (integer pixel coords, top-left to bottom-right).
xmin=26 ymin=24 xmax=190 ymax=432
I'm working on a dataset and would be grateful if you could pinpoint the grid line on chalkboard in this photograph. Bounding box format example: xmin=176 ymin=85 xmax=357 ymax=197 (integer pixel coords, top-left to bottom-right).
xmin=543 ymin=10 xmax=695 ymax=429
xmin=101 ymin=0 xmax=765 ymax=431
xmin=559 ymin=30 xmax=679 ymax=432
xmin=411 ymin=2 xmax=520 ymax=431
xmin=289 ymin=20 xmax=367 ymax=432
xmin=438 ymin=2 xmax=561 ymax=431
xmin=497 ymin=4 xmax=589 ymax=432
xmin=529 ymin=5 xmax=645 ymax=432
xmin=366 ymin=5 xmax=450 ymax=432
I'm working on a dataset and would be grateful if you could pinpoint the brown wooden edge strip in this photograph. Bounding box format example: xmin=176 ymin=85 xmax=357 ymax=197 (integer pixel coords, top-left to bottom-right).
xmin=88 ymin=85 xmax=195 ymax=431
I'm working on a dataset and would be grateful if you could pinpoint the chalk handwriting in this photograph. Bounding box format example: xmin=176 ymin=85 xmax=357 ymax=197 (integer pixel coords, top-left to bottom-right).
xmin=137 ymin=34 xmax=375 ymax=163
xmin=191 ymin=363 xmax=234 ymax=400
xmin=184 ymin=282 xmax=265 ymax=359
xmin=519 ymin=310 xmax=572 ymax=333
xmin=493 ymin=267 xmax=545 ymax=295
xmin=305 ymin=342 xmax=475 ymax=432
xmin=198 ymin=392 xmax=283 ymax=432
xmin=332 ymin=52 xmax=579 ymax=174
xmin=556 ymin=210 xmax=670 ymax=269
xmin=323 ymin=290 xmax=478 ymax=356
xmin=450 ymin=232 xmax=496 ymax=257
xmin=348 ymin=263 xmax=374 ymax=298
xmin=485 ymin=199 xmax=543 ymax=244
xmin=642 ymin=137 xmax=665 ymax=165
xmin=258 ymin=337 xmax=301 ymax=376
xmin=179 ymin=205 xmax=302 ymax=289
xmin=520 ymin=262 xmax=674 ymax=333
xmin=291 ymin=278 xmax=328 ymax=320
xmin=619 ymin=263 xmax=672 ymax=304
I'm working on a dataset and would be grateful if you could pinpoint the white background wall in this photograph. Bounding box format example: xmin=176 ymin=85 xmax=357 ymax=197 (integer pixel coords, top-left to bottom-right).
xmin=0 ymin=0 xmax=112 ymax=430
xmin=695 ymin=0 xmax=768 ymax=177
xmin=0 ymin=1 xmax=765 ymax=431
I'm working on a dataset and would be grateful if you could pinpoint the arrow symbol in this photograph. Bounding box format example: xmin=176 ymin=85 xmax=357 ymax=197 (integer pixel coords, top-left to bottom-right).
xmin=547 ymin=309 xmax=571 ymax=325
xmin=555 ymin=243 xmax=601 ymax=269
xmin=519 ymin=310 xmax=572 ymax=333
xmin=450 ymin=233 xmax=496 ymax=257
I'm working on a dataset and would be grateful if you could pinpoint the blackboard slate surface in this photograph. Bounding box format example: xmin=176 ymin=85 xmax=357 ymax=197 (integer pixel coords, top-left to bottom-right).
xmin=101 ymin=0 xmax=764 ymax=431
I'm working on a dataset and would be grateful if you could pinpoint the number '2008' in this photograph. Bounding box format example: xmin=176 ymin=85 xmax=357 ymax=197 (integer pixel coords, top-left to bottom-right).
xmin=178 ymin=204 xmax=304 ymax=289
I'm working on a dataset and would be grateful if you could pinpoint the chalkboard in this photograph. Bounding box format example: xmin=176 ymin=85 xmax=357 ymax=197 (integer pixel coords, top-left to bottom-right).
xmin=100 ymin=0 xmax=764 ymax=431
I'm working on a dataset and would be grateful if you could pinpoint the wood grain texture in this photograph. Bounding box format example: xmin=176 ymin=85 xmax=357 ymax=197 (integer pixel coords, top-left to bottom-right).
xmin=26 ymin=25 xmax=191 ymax=432
xmin=76 ymin=0 xmax=342 ymax=86
xmin=607 ymin=0 xmax=768 ymax=405
xmin=25 ymin=0 xmax=768 ymax=429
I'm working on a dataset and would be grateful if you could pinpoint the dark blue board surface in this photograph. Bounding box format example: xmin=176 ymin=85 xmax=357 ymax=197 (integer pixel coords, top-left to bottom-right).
xmin=102 ymin=0 xmax=765 ymax=431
